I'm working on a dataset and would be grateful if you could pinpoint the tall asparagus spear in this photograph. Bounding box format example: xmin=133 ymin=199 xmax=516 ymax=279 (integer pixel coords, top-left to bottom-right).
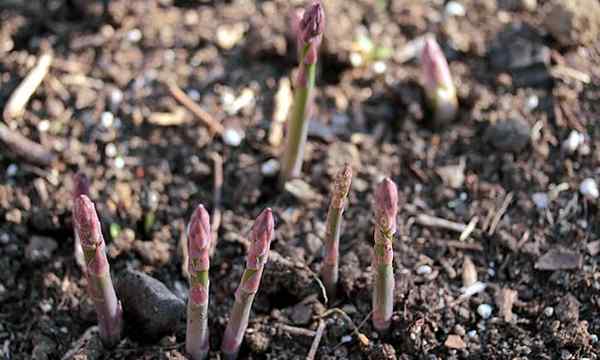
xmin=221 ymin=209 xmax=275 ymax=360
xmin=278 ymin=1 xmax=325 ymax=187
xmin=72 ymin=173 xmax=90 ymax=270
xmin=73 ymin=195 xmax=123 ymax=347
xmin=186 ymin=205 xmax=212 ymax=360
xmin=421 ymin=36 xmax=458 ymax=125
xmin=321 ymin=164 xmax=352 ymax=301
xmin=371 ymin=178 xmax=399 ymax=332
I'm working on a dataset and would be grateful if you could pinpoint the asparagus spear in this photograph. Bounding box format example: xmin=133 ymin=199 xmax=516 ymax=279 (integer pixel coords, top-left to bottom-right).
xmin=321 ymin=164 xmax=352 ymax=301
xmin=72 ymin=172 xmax=90 ymax=270
xmin=73 ymin=194 xmax=123 ymax=347
xmin=278 ymin=1 xmax=325 ymax=187
xmin=371 ymin=178 xmax=398 ymax=332
xmin=221 ymin=209 xmax=274 ymax=359
xmin=186 ymin=205 xmax=212 ymax=360
xmin=421 ymin=36 xmax=458 ymax=125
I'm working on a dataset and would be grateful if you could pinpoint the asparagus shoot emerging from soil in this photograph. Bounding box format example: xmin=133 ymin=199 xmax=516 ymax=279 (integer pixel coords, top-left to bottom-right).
xmin=421 ymin=36 xmax=458 ymax=125
xmin=221 ymin=209 xmax=275 ymax=360
xmin=186 ymin=205 xmax=212 ymax=360
xmin=371 ymin=178 xmax=398 ymax=332
xmin=73 ymin=194 xmax=123 ymax=347
xmin=321 ymin=164 xmax=352 ymax=300
xmin=278 ymin=1 xmax=324 ymax=187
xmin=73 ymin=172 xmax=90 ymax=270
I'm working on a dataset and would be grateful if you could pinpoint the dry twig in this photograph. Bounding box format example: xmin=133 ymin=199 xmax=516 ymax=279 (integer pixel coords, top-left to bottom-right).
xmin=0 ymin=122 xmax=55 ymax=166
xmin=166 ymin=82 xmax=224 ymax=135
xmin=306 ymin=320 xmax=326 ymax=360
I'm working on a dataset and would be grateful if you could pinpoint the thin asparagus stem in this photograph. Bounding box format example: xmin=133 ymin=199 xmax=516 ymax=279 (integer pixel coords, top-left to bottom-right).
xmin=73 ymin=195 xmax=123 ymax=347
xmin=371 ymin=178 xmax=398 ymax=332
xmin=72 ymin=172 xmax=90 ymax=270
xmin=278 ymin=1 xmax=325 ymax=187
xmin=421 ymin=36 xmax=458 ymax=125
xmin=221 ymin=209 xmax=275 ymax=359
xmin=186 ymin=205 xmax=212 ymax=360
xmin=321 ymin=164 xmax=352 ymax=301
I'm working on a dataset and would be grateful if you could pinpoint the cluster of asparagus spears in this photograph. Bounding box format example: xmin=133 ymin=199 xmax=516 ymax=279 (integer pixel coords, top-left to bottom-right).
xmin=72 ymin=0 xmax=459 ymax=357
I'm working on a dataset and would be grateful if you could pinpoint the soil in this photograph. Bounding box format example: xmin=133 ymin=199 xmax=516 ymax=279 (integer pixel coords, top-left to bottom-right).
xmin=0 ymin=0 xmax=599 ymax=359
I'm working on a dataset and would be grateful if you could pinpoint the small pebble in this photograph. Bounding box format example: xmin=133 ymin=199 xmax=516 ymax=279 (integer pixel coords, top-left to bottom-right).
xmin=532 ymin=192 xmax=549 ymax=209
xmin=416 ymin=265 xmax=432 ymax=275
xmin=114 ymin=156 xmax=125 ymax=169
xmin=372 ymin=61 xmax=386 ymax=74
xmin=445 ymin=1 xmax=466 ymax=16
xmin=101 ymin=111 xmax=114 ymax=127
xmin=261 ymin=159 xmax=280 ymax=177
xmin=39 ymin=300 xmax=53 ymax=313
xmin=187 ymin=89 xmax=200 ymax=101
xmin=110 ymin=89 xmax=123 ymax=107
xmin=525 ymin=95 xmax=539 ymax=111
xmin=6 ymin=164 xmax=18 ymax=177
xmin=544 ymin=306 xmax=554 ymax=317
xmin=127 ymin=28 xmax=142 ymax=43
xmin=340 ymin=335 xmax=353 ymax=344
xmin=477 ymin=304 xmax=493 ymax=319
xmin=590 ymin=334 xmax=598 ymax=343
xmin=38 ymin=120 xmax=50 ymax=132
xmin=223 ymin=128 xmax=244 ymax=147
xmin=105 ymin=143 xmax=118 ymax=158
xmin=579 ymin=178 xmax=599 ymax=200
xmin=562 ymin=130 xmax=584 ymax=154
xmin=561 ymin=350 xmax=572 ymax=360
xmin=467 ymin=330 xmax=477 ymax=338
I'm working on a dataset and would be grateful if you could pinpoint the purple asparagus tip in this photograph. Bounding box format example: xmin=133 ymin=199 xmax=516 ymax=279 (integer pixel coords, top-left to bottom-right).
xmin=247 ymin=208 xmax=274 ymax=269
xmin=74 ymin=195 xmax=103 ymax=249
xmin=299 ymin=1 xmax=325 ymax=45
xmin=421 ymin=36 xmax=453 ymax=92
xmin=187 ymin=205 xmax=212 ymax=258
xmin=374 ymin=178 xmax=399 ymax=232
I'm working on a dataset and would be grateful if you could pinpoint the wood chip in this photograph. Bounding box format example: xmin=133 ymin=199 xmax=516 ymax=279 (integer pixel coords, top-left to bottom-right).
xmin=534 ymin=248 xmax=582 ymax=270
xmin=444 ymin=334 xmax=466 ymax=349
xmin=3 ymin=53 xmax=53 ymax=120
xmin=462 ymin=256 xmax=477 ymax=287
xmin=147 ymin=107 xmax=187 ymax=126
xmin=495 ymin=288 xmax=518 ymax=322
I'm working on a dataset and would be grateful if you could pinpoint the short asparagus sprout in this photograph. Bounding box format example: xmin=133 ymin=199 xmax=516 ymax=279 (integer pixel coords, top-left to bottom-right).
xmin=421 ymin=36 xmax=458 ymax=125
xmin=321 ymin=164 xmax=352 ymax=300
xmin=73 ymin=195 xmax=123 ymax=347
xmin=278 ymin=1 xmax=325 ymax=187
xmin=186 ymin=205 xmax=212 ymax=360
xmin=72 ymin=172 xmax=90 ymax=270
xmin=371 ymin=178 xmax=399 ymax=332
xmin=221 ymin=209 xmax=274 ymax=359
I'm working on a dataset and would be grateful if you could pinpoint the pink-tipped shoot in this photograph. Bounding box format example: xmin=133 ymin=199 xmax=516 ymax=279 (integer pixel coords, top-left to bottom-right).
xmin=421 ymin=36 xmax=458 ymax=124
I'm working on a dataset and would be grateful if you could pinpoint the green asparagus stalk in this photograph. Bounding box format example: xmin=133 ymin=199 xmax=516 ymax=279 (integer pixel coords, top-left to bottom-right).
xmin=73 ymin=194 xmax=123 ymax=347
xmin=72 ymin=173 xmax=90 ymax=270
xmin=421 ymin=36 xmax=458 ymax=125
xmin=186 ymin=205 xmax=212 ymax=360
xmin=278 ymin=1 xmax=325 ymax=187
xmin=221 ymin=209 xmax=274 ymax=359
xmin=321 ymin=164 xmax=352 ymax=301
xmin=371 ymin=178 xmax=398 ymax=332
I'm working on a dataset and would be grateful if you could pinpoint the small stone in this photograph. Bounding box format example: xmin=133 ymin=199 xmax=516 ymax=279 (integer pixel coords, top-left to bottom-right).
xmin=261 ymin=159 xmax=280 ymax=177
xmin=223 ymin=128 xmax=244 ymax=147
xmin=105 ymin=143 xmax=118 ymax=158
xmin=562 ymin=130 xmax=584 ymax=154
xmin=436 ymin=159 xmax=465 ymax=189
xmin=114 ymin=156 xmax=125 ymax=169
xmin=372 ymin=61 xmax=387 ymax=74
xmin=484 ymin=119 xmax=530 ymax=153
xmin=591 ymin=334 xmax=598 ymax=343
xmin=416 ymin=265 xmax=432 ymax=275
xmin=304 ymin=233 xmax=323 ymax=257
xmin=454 ymin=324 xmax=466 ymax=336
xmin=6 ymin=164 xmax=18 ymax=177
xmin=216 ymin=23 xmax=247 ymax=50
xmin=556 ymin=294 xmax=579 ymax=323
xmin=489 ymin=25 xmax=550 ymax=70
xmin=543 ymin=0 xmax=600 ymax=46
xmin=561 ymin=350 xmax=572 ymax=360
xmin=290 ymin=303 xmax=313 ymax=325
xmin=445 ymin=1 xmax=466 ymax=16
xmin=477 ymin=304 xmax=493 ymax=319
xmin=525 ymin=95 xmax=539 ymax=111
xmin=535 ymin=248 xmax=583 ymax=270
xmin=116 ymin=269 xmax=185 ymax=340
xmin=284 ymin=179 xmax=322 ymax=202
xmin=25 ymin=236 xmax=58 ymax=263
xmin=532 ymin=192 xmax=549 ymax=209
xmin=101 ymin=112 xmax=114 ymax=127
xmin=127 ymin=28 xmax=142 ymax=43
xmin=445 ymin=334 xmax=467 ymax=349
xmin=544 ymin=306 xmax=554 ymax=317
xmin=467 ymin=330 xmax=477 ymax=338
xmin=38 ymin=120 xmax=50 ymax=132
xmin=579 ymin=178 xmax=598 ymax=200
xmin=586 ymin=240 xmax=600 ymax=256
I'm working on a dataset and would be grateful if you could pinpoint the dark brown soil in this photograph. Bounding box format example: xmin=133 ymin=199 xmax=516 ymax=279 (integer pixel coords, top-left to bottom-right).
xmin=0 ymin=0 xmax=599 ymax=359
